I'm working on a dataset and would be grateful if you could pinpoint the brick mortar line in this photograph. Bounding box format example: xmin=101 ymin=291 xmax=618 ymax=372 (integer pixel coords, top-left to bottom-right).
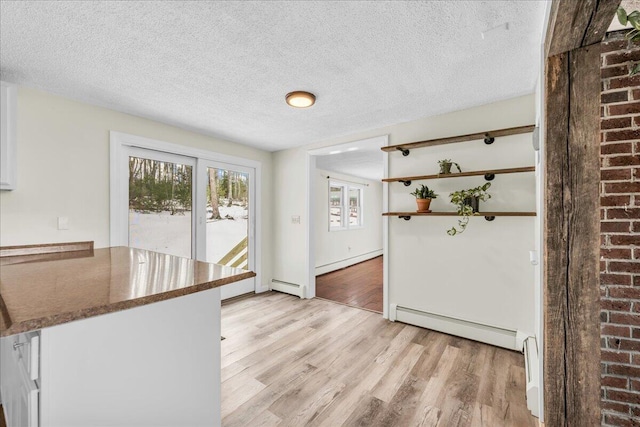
xmin=600 ymin=310 xmax=640 ymax=314
xmin=601 ymin=386 xmax=637 ymax=392
xmin=600 ymin=142 xmax=640 ymax=146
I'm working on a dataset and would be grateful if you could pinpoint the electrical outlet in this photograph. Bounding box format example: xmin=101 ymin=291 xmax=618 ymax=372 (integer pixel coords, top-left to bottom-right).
xmin=291 ymin=215 xmax=301 ymax=224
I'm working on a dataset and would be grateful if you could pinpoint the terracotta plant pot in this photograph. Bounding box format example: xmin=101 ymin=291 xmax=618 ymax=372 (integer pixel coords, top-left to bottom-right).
xmin=416 ymin=198 xmax=432 ymax=213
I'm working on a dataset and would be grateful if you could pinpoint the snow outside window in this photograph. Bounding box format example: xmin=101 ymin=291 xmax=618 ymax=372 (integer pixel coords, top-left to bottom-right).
xmin=329 ymin=181 xmax=363 ymax=231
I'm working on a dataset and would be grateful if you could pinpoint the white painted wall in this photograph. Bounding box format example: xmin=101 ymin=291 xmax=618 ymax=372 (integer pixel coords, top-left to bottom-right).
xmin=314 ymin=168 xmax=382 ymax=275
xmin=272 ymin=148 xmax=309 ymax=287
xmin=0 ymin=86 xmax=273 ymax=287
xmin=273 ymin=94 xmax=536 ymax=335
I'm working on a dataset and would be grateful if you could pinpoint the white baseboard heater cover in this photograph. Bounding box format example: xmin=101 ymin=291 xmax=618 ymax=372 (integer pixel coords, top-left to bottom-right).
xmin=315 ymin=249 xmax=383 ymax=276
xmin=390 ymin=304 xmax=518 ymax=351
xmin=524 ymin=336 xmax=540 ymax=417
xmin=270 ymin=279 xmax=306 ymax=298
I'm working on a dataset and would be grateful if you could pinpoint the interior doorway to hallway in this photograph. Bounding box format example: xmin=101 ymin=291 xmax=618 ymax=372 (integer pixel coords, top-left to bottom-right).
xmin=306 ymin=135 xmax=388 ymax=316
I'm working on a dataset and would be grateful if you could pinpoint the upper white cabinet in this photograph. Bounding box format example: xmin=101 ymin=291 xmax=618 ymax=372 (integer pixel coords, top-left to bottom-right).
xmin=1 ymin=81 xmax=17 ymax=190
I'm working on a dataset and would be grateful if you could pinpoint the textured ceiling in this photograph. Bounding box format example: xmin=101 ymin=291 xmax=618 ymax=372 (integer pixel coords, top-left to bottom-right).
xmin=0 ymin=1 xmax=547 ymax=152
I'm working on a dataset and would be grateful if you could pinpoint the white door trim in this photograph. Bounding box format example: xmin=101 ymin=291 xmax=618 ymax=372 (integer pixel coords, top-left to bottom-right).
xmin=109 ymin=131 xmax=263 ymax=293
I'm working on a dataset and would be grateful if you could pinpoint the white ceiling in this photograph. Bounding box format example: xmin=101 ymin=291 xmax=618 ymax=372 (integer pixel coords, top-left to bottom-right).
xmin=0 ymin=1 xmax=547 ymax=152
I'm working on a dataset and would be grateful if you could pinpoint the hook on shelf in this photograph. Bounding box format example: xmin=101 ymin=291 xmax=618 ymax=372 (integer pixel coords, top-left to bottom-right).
xmin=484 ymin=173 xmax=495 ymax=181
xmin=396 ymin=147 xmax=410 ymax=156
xmin=399 ymin=180 xmax=412 ymax=186
xmin=484 ymin=216 xmax=496 ymax=221
xmin=398 ymin=215 xmax=411 ymax=221
xmin=484 ymin=133 xmax=495 ymax=145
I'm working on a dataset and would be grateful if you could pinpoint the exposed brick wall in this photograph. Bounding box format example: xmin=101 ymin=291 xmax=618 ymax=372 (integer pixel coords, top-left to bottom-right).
xmin=600 ymin=31 xmax=640 ymax=427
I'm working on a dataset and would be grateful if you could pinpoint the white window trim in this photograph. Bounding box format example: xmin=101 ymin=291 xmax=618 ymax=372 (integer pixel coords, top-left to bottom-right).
xmin=109 ymin=131 xmax=263 ymax=291
xmin=328 ymin=180 xmax=364 ymax=231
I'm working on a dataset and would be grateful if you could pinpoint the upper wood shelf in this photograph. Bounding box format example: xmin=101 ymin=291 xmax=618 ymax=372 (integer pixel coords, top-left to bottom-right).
xmin=382 ymin=166 xmax=535 ymax=183
xmin=381 ymin=124 xmax=535 ymax=153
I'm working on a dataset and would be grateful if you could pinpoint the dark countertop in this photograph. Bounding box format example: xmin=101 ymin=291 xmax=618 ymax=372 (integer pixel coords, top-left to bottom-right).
xmin=0 ymin=247 xmax=255 ymax=336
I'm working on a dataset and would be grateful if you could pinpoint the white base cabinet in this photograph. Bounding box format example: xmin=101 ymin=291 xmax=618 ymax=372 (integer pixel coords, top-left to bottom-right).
xmin=0 ymin=332 xmax=39 ymax=427
xmin=1 ymin=288 xmax=221 ymax=427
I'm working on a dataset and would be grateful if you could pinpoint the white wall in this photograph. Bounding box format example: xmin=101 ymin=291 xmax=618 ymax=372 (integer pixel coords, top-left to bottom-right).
xmin=389 ymin=128 xmax=536 ymax=335
xmin=273 ymin=94 xmax=536 ymax=336
xmin=314 ymin=168 xmax=382 ymax=275
xmin=272 ymin=148 xmax=309 ymax=287
xmin=0 ymin=86 xmax=273 ymax=287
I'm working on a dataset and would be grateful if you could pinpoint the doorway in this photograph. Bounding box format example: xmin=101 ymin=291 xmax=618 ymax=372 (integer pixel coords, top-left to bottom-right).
xmin=306 ymin=135 xmax=389 ymax=317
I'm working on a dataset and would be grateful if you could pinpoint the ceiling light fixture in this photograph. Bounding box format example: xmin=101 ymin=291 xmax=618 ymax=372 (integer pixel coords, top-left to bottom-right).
xmin=329 ymin=150 xmax=342 ymax=155
xmin=286 ymin=91 xmax=316 ymax=108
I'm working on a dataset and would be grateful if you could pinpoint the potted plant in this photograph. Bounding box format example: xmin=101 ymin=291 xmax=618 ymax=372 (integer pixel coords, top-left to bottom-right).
xmin=438 ymin=159 xmax=462 ymax=175
xmin=410 ymin=184 xmax=438 ymax=213
xmin=617 ymin=7 xmax=640 ymax=75
xmin=447 ymin=182 xmax=491 ymax=236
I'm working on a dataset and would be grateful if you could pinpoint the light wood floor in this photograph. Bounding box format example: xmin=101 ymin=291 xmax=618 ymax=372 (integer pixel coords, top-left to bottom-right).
xmin=221 ymin=292 xmax=536 ymax=427
xmin=316 ymin=256 xmax=383 ymax=313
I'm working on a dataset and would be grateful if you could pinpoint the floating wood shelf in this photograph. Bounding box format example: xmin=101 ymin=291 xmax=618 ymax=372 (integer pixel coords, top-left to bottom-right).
xmin=383 ymin=212 xmax=536 ymax=217
xmin=383 ymin=166 xmax=535 ymax=185
xmin=381 ymin=124 xmax=535 ymax=154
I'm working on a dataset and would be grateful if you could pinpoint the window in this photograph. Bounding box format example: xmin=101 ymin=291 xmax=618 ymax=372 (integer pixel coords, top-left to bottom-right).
xmin=329 ymin=181 xmax=363 ymax=230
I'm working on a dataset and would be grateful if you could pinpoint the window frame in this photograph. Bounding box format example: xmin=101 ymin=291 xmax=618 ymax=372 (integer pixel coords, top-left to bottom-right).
xmin=328 ymin=180 xmax=364 ymax=231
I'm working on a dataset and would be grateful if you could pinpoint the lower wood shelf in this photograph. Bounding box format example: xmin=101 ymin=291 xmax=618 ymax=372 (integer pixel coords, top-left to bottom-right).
xmin=383 ymin=212 xmax=536 ymax=217
xmin=384 ymin=211 xmax=536 ymax=221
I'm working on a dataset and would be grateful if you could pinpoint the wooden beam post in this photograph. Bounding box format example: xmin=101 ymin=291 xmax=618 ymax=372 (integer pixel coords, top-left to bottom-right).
xmin=544 ymin=44 xmax=602 ymax=427
xmin=543 ymin=1 xmax=621 ymax=425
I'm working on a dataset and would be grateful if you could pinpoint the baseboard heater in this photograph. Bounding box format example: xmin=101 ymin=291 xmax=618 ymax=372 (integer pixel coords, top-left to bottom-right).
xmin=390 ymin=304 xmax=518 ymax=351
xmin=315 ymin=249 xmax=383 ymax=276
xmin=270 ymin=279 xmax=306 ymax=298
xmin=523 ymin=335 xmax=540 ymax=417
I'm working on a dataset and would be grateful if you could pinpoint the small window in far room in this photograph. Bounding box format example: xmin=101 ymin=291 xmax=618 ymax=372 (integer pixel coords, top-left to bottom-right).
xmin=329 ymin=181 xmax=363 ymax=231
xmin=329 ymin=184 xmax=344 ymax=229
xmin=349 ymin=187 xmax=362 ymax=227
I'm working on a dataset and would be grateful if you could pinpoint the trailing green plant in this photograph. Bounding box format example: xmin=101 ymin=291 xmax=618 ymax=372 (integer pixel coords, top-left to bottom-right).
xmin=617 ymin=6 xmax=640 ymax=76
xmin=438 ymin=159 xmax=462 ymax=174
xmin=410 ymin=184 xmax=438 ymax=199
xmin=447 ymin=182 xmax=491 ymax=236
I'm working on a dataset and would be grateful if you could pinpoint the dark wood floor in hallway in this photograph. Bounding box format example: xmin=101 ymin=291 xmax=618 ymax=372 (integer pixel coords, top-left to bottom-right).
xmin=316 ymin=256 xmax=383 ymax=312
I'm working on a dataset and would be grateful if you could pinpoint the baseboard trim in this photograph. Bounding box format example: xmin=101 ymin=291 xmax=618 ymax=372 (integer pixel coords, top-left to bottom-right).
xmin=391 ymin=304 xmax=518 ymax=350
xmin=270 ymin=279 xmax=306 ymax=298
xmin=315 ymin=250 xmax=382 ymax=276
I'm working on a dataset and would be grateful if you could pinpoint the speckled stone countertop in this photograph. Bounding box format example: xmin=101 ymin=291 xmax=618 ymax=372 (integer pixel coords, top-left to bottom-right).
xmin=0 ymin=247 xmax=256 ymax=337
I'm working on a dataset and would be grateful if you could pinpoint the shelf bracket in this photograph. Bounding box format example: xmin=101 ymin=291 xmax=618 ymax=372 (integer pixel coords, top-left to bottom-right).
xmin=396 ymin=147 xmax=410 ymax=156
xmin=398 ymin=215 xmax=411 ymax=221
xmin=484 ymin=216 xmax=496 ymax=221
xmin=398 ymin=180 xmax=412 ymax=186
xmin=484 ymin=173 xmax=495 ymax=181
xmin=484 ymin=133 xmax=495 ymax=145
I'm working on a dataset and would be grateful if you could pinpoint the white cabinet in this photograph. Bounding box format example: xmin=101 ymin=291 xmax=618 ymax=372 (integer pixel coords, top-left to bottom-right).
xmin=0 ymin=333 xmax=39 ymax=427
xmin=0 ymin=81 xmax=17 ymax=191
xmin=1 ymin=288 xmax=221 ymax=427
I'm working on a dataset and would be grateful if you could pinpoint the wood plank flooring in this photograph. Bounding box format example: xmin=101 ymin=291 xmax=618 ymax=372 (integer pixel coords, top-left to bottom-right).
xmin=221 ymin=292 xmax=537 ymax=427
xmin=316 ymin=256 xmax=383 ymax=313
